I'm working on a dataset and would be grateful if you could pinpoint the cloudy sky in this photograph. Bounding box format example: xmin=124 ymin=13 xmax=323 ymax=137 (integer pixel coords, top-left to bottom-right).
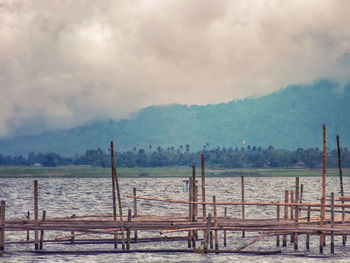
xmin=1 ymin=0 xmax=350 ymax=137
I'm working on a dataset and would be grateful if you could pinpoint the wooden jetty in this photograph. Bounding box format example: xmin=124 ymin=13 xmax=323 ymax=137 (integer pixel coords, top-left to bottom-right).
xmin=1 ymin=131 xmax=350 ymax=257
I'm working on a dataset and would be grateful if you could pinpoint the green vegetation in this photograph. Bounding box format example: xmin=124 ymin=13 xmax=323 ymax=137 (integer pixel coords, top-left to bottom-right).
xmin=0 ymin=166 xmax=349 ymax=178
xmin=1 ymin=79 xmax=350 ymax=156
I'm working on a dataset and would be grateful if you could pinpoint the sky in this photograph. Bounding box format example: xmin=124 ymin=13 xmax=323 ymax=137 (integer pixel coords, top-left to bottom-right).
xmin=1 ymin=0 xmax=350 ymax=137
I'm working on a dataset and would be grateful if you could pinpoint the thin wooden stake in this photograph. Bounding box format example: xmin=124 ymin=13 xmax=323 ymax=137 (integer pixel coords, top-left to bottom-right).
xmin=241 ymin=176 xmax=245 ymax=238
xmin=283 ymin=190 xmax=288 ymax=247
xmin=204 ymin=213 xmax=212 ymax=252
xmin=127 ymin=209 xmax=131 ymax=250
xmin=111 ymin=141 xmax=125 ymax=250
xmin=276 ymin=205 xmax=280 ymax=247
xmin=34 ymin=180 xmax=39 ymax=250
xmin=213 ymin=196 xmax=219 ymax=252
xmin=0 ymin=201 xmax=5 ymax=251
xmin=70 ymin=214 xmax=76 ymax=244
xmin=306 ymin=206 xmax=311 ymax=250
xmin=133 ymin=188 xmax=138 ymax=242
xmin=224 ymin=207 xmax=227 ymax=247
xmin=321 ymin=124 xmax=326 ymax=250
xmin=26 ymin=211 xmax=30 ymax=241
xmin=331 ymin=192 xmax=335 ymax=254
xmin=337 ymin=135 xmax=347 ymax=246
xmin=290 ymin=190 xmax=294 ymax=243
xmin=39 ymin=210 xmax=46 ymax=250
xmin=201 ymin=154 xmax=206 ymax=221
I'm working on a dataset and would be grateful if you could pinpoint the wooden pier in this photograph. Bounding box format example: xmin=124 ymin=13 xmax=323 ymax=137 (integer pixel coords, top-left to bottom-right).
xmin=1 ymin=133 xmax=350 ymax=257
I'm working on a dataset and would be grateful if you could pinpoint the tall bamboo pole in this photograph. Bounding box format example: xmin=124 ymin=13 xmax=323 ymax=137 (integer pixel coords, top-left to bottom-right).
xmin=213 ymin=196 xmax=219 ymax=251
xmin=111 ymin=141 xmax=125 ymax=250
xmin=337 ymin=135 xmax=347 ymax=246
xmin=241 ymin=176 xmax=245 ymax=238
xmin=201 ymin=154 xmax=206 ymax=221
xmin=321 ymin=124 xmax=326 ymax=248
xmin=34 ymin=180 xmax=39 ymax=250
xmin=0 ymin=200 xmax=5 ymax=251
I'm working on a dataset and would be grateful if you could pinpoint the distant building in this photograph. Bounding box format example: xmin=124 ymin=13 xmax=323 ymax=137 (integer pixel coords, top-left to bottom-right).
xmin=33 ymin=163 xmax=42 ymax=167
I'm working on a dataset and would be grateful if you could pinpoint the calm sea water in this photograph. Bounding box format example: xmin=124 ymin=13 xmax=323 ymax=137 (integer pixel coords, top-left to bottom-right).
xmin=1 ymin=176 xmax=350 ymax=262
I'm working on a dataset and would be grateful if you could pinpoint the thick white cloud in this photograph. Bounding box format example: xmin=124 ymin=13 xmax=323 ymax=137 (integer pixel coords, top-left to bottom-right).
xmin=1 ymin=0 xmax=350 ymax=137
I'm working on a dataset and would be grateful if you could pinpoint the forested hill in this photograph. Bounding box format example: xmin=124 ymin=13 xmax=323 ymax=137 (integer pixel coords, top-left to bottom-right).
xmin=1 ymin=79 xmax=350 ymax=156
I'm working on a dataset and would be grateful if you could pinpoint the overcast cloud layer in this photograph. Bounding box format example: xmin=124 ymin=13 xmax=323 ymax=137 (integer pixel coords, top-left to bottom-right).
xmin=1 ymin=0 xmax=350 ymax=137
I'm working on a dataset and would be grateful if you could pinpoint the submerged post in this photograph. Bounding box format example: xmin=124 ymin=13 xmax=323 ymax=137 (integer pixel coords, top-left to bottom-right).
xmin=26 ymin=211 xmax=30 ymax=241
xmin=39 ymin=210 xmax=46 ymax=250
xmin=133 ymin=188 xmax=138 ymax=242
xmin=34 ymin=180 xmax=39 ymax=250
xmin=0 ymin=200 xmax=5 ymax=251
xmin=241 ymin=175 xmax=245 ymax=237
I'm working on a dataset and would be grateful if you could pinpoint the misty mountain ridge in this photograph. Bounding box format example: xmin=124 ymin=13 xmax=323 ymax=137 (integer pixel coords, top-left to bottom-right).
xmin=1 ymin=79 xmax=350 ymax=156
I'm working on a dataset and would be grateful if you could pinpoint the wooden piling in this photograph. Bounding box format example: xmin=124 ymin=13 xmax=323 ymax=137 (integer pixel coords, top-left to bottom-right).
xmin=70 ymin=214 xmax=76 ymax=244
xmin=241 ymin=176 xmax=245 ymax=238
xmin=330 ymin=192 xmax=335 ymax=254
xmin=111 ymin=141 xmax=125 ymax=250
xmin=290 ymin=190 xmax=294 ymax=243
xmin=133 ymin=188 xmax=138 ymax=242
xmin=337 ymin=135 xmax=347 ymax=245
xmin=39 ymin=210 xmax=46 ymax=250
xmin=201 ymin=154 xmax=206 ymax=221
xmin=0 ymin=201 xmax=5 ymax=251
xmin=320 ymin=124 xmax=326 ymax=250
xmin=213 ymin=196 xmax=219 ymax=251
xmin=127 ymin=209 xmax=131 ymax=250
xmin=306 ymin=206 xmax=311 ymax=250
xmin=188 ymin=176 xmax=192 ymax=248
xmin=283 ymin=190 xmax=288 ymax=247
xmin=204 ymin=213 xmax=212 ymax=252
xmin=276 ymin=205 xmax=280 ymax=247
xmin=34 ymin=180 xmax=39 ymax=250
xmin=224 ymin=207 xmax=227 ymax=247
xmin=27 ymin=211 xmax=30 ymax=241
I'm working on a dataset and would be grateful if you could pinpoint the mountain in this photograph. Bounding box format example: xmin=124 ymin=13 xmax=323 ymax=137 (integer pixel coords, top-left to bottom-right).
xmin=1 ymin=79 xmax=350 ymax=156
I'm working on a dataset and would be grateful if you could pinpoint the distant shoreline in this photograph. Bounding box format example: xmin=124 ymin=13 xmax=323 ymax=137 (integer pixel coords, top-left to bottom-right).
xmin=0 ymin=166 xmax=348 ymax=178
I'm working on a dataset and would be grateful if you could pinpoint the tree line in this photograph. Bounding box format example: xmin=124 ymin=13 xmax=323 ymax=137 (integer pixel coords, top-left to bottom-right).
xmin=1 ymin=145 xmax=350 ymax=169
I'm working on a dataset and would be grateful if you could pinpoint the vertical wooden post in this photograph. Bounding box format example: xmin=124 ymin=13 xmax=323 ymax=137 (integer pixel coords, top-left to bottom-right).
xmin=300 ymin=184 xmax=304 ymax=218
xmin=330 ymin=192 xmax=335 ymax=254
xmin=34 ymin=180 xmax=39 ymax=250
xmin=188 ymin=176 xmax=192 ymax=248
xmin=26 ymin=211 xmax=30 ymax=241
xmin=337 ymin=135 xmax=347 ymax=245
xmin=192 ymin=166 xmax=197 ymax=222
xmin=294 ymin=178 xmax=299 ymax=250
xmin=39 ymin=210 xmax=46 ymax=250
xmin=306 ymin=206 xmax=311 ymax=250
xmin=283 ymin=190 xmax=289 ymax=247
xmin=70 ymin=214 xmax=76 ymax=244
xmin=110 ymin=142 xmax=118 ymax=249
xmin=127 ymin=209 xmax=131 ymax=250
xmin=276 ymin=204 xmax=280 ymax=247
xmin=201 ymin=154 xmax=206 ymax=221
xmin=205 ymin=213 xmax=212 ymax=252
xmin=111 ymin=141 xmax=125 ymax=250
xmin=0 ymin=201 xmax=5 ymax=251
xmin=290 ymin=190 xmax=294 ymax=244
xmin=241 ymin=176 xmax=245 ymax=238
xmin=224 ymin=207 xmax=227 ymax=247
xmin=320 ymin=198 xmax=324 ymax=254
xmin=321 ymin=124 xmax=326 ymax=250
xmin=133 ymin=188 xmax=138 ymax=242
xmin=210 ymin=231 xmax=214 ymax=249
xmin=213 ymin=196 xmax=219 ymax=252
